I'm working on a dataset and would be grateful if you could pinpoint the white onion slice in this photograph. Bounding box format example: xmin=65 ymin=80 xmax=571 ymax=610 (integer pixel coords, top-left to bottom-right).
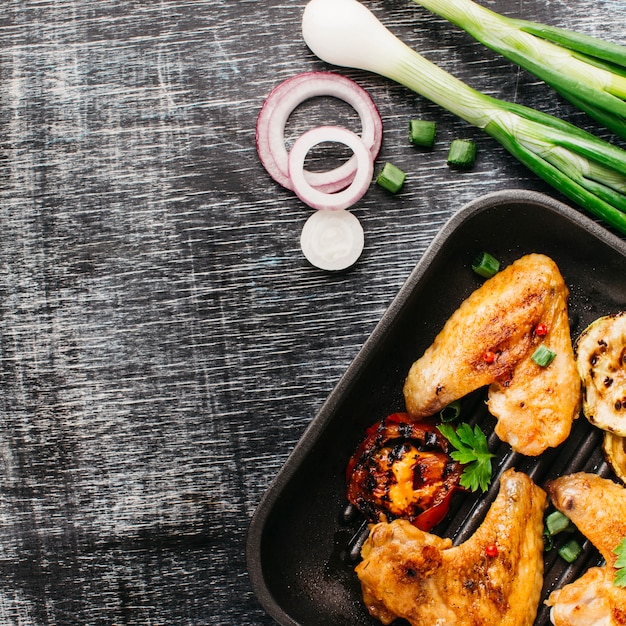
xmin=256 ymin=71 xmax=382 ymax=193
xmin=300 ymin=209 xmax=364 ymax=271
xmin=289 ymin=126 xmax=373 ymax=211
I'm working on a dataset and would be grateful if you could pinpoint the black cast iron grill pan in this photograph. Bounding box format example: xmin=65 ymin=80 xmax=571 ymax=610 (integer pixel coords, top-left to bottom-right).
xmin=247 ymin=189 xmax=626 ymax=626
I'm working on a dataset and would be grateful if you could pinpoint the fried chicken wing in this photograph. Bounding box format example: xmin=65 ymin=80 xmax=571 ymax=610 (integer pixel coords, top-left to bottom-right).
xmin=355 ymin=469 xmax=547 ymax=626
xmin=545 ymin=472 xmax=626 ymax=626
xmin=403 ymin=253 xmax=581 ymax=456
xmin=546 ymin=567 xmax=626 ymax=626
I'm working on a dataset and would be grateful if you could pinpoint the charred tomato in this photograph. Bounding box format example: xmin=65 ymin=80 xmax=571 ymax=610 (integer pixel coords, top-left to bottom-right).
xmin=346 ymin=413 xmax=463 ymax=531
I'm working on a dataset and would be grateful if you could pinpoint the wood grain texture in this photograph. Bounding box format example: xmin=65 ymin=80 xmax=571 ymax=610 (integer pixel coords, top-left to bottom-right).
xmin=0 ymin=0 xmax=624 ymax=623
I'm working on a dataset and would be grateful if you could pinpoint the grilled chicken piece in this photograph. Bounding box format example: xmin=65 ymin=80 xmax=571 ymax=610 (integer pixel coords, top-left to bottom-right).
xmin=546 ymin=567 xmax=626 ymax=626
xmin=355 ymin=469 xmax=547 ymax=626
xmin=545 ymin=472 xmax=626 ymax=625
xmin=403 ymin=253 xmax=581 ymax=456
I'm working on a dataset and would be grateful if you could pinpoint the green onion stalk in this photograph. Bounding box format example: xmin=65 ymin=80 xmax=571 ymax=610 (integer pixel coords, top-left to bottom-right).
xmin=410 ymin=0 xmax=626 ymax=140
xmin=302 ymin=0 xmax=626 ymax=235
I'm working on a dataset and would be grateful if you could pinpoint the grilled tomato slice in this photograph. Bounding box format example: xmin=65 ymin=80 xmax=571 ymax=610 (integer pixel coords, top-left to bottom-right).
xmin=346 ymin=413 xmax=463 ymax=531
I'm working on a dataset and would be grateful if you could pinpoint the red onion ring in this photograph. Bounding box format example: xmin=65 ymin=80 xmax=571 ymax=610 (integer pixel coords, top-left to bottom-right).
xmin=288 ymin=126 xmax=373 ymax=211
xmin=256 ymin=72 xmax=382 ymax=193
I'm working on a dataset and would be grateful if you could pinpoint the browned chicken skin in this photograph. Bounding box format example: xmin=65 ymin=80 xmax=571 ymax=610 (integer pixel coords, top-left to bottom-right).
xmin=355 ymin=469 xmax=547 ymax=626
xmin=545 ymin=472 xmax=626 ymax=625
xmin=403 ymin=253 xmax=581 ymax=456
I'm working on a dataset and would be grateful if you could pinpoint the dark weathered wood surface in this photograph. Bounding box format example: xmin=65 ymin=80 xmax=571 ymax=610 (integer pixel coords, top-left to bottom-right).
xmin=0 ymin=0 xmax=624 ymax=624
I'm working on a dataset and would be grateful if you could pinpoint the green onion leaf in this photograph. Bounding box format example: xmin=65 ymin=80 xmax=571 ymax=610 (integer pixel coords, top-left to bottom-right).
xmin=518 ymin=21 xmax=626 ymax=69
xmin=409 ymin=119 xmax=437 ymax=148
xmin=410 ymin=0 xmax=626 ymax=141
xmin=471 ymin=251 xmax=500 ymax=278
xmin=531 ymin=345 xmax=557 ymax=367
xmin=376 ymin=162 xmax=406 ymax=193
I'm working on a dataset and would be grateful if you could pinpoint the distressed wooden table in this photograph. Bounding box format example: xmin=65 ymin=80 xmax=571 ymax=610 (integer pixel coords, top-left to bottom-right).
xmin=0 ymin=0 xmax=624 ymax=624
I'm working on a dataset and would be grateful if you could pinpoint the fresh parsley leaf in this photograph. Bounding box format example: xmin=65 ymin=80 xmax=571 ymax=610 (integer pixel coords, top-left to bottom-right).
xmin=613 ymin=537 xmax=626 ymax=587
xmin=615 ymin=568 xmax=626 ymax=588
xmin=437 ymin=422 xmax=495 ymax=493
xmin=615 ymin=537 xmax=626 ymax=568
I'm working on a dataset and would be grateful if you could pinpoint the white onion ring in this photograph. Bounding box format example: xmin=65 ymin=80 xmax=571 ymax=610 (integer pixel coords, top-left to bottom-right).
xmin=256 ymin=72 xmax=382 ymax=193
xmin=300 ymin=209 xmax=364 ymax=271
xmin=288 ymin=126 xmax=373 ymax=211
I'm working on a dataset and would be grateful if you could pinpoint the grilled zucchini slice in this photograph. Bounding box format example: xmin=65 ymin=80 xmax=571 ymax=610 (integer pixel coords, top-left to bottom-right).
xmin=603 ymin=431 xmax=626 ymax=484
xmin=575 ymin=312 xmax=626 ymax=435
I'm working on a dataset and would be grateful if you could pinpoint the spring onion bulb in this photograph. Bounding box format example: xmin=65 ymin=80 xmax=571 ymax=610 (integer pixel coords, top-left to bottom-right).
xmin=410 ymin=0 xmax=626 ymax=140
xmin=302 ymin=0 xmax=626 ymax=235
xmin=300 ymin=209 xmax=365 ymax=271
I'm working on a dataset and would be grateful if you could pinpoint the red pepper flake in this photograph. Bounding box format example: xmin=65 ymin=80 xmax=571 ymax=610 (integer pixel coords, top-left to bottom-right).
xmin=535 ymin=323 xmax=549 ymax=336
xmin=482 ymin=350 xmax=496 ymax=363
xmin=485 ymin=544 xmax=498 ymax=558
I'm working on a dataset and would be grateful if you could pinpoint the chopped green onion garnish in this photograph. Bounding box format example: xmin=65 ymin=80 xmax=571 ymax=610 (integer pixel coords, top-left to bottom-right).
xmin=440 ymin=399 xmax=462 ymax=422
xmin=376 ymin=162 xmax=406 ymax=193
xmin=447 ymin=139 xmax=477 ymax=169
xmin=545 ymin=510 xmax=574 ymax=536
xmin=558 ymin=539 xmax=582 ymax=563
xmin=409 ymin=119 xmax=436 ymax=148
xmin=531 ymin=344 xmax=557 ymax=367
xmin=543 ymin=529 xmax=554 ymax=552
xmin=471 ymin=251 xmax=500 ymax=278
